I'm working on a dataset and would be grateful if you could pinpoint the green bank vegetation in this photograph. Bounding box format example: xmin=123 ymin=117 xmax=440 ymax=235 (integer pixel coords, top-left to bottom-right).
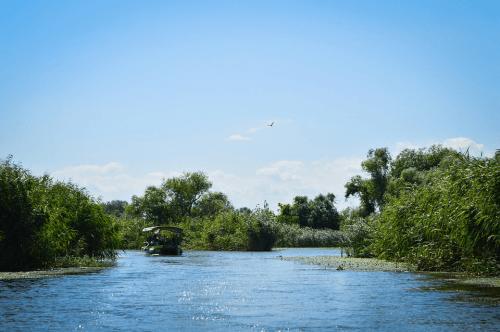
xmin=2 ymin=145 xmax=498 ymax=276
xmin=341 ymin=146 xmax=499 ymax=275
xmin=115 ymin=171 xmax=342 ymax=251
xmin=0 ymin=154 xmax=345 ymax=272
xmin=0 ymin=157 xmax=119 ymax=271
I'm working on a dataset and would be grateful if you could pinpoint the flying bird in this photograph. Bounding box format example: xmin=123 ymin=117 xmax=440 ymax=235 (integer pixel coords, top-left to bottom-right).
xmin=268 ymin=122 xmax=275 ymax=127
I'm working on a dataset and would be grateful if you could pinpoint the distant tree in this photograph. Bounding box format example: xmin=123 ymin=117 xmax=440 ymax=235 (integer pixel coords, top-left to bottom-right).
xmin=308 ymin=193 xmax=340 ymax=229
xmin=127 ymin=186 xmax=171 ymax=224
xmin=345 ymin=148 xmax=391 ymax=216
xmin=344 ymin=175 xmax=375 ymax=217
xmin=192 ymin=192 xmax=233 ymax=218
xmin=276 ymin=193 xmax=340 ymax=229
xmin=163 ymin=172 xmax=212 ymax=218
xmin=387 ymin=145 xmax=461 ymax=198
xmin=237 ymin=207 xmax=252 ymax=215
xmin=276 ymin=203 xmax=298 ymax=225
xmin=127 ymin=172 xmax=214 ymax=224
xmin=102 ymin=200 xmax=128 ymax=217
xmin=390 ymin=145 xmax=459 ymax=178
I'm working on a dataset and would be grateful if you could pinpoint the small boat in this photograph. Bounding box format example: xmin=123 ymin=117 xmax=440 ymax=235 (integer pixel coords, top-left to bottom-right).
xmin=141 ymin=226 xmax=183 ymax=255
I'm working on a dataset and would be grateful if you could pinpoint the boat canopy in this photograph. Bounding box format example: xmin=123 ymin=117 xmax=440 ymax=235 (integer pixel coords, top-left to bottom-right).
xmin=142 ymin=226 xmax=183 ymax=234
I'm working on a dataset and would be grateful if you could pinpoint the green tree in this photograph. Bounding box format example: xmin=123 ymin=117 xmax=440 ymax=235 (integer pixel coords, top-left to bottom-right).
xmin=276 ymin=194 xmax=340 ymax=229
xmin=163 ymin=172 xmax=212 ymax=218
xmin=345 ymin=148 xmax=391 ymax=216
xmin=372 ymin=154 xmax=499 ymax=273
xmin=127 ymin=186 xmax=171 ymax=224
xmin=127 ymin=172 xmax=213 ymax=224
xmin=0 ymin=157 xmax=118 ymax=271
xmin=192 ymin=192 xmax=233 ymax=218
xmin=102 ymin=200 xmax=128 ymax=217
xmin=308 ymin=193 xmax=340 ymax=229
xmin=387 ymin=145 xmax=460 ymax=199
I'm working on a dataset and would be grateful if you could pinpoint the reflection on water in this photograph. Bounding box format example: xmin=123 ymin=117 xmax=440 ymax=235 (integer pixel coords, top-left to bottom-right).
xmin=0 ymin=249 xmax=498 ymax=331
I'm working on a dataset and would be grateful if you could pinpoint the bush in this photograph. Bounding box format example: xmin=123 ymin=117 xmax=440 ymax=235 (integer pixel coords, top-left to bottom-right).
xmin=0 ymin=157 xmax=119 ymax=271
xmin=340 ymin=209 xmax=374 ymax=257
xmin=115 ymin=217 xmax=152 ymax=249
xmin=372 ymin=155 xmax=499 ymax=274
xmin=182 ymin=208 xmax=277 ymax=251
xmin=274 ymin=222 xmax=344 ymax=247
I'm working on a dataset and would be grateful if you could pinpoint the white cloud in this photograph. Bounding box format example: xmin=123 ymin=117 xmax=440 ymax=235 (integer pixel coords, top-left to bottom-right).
xmin=50 ymin=157 xmax=362 ymax=211
xmin=395 ymin=137 xmax=489 ymax=156
xmin=56 ymin=162 xmax=124 ymax=174
xmin=395 ymin=141 xmax=423 ymax=152
xmin=227 ymin=134 xmax=251 ymax=141
xmin=51 ymin=162 xmax=168 ymax=201
xmin=211 ymin=157 xmax=363 ymax=211
xmin=256 ymin=160 xmax=304 ymax=180
xmin=442 ymin=137 xmax=484 ymax=152
xmin=227 ymin=120 xmax=279 ymax=142
xmin=49 ymin=136 xmax=491 ymax=211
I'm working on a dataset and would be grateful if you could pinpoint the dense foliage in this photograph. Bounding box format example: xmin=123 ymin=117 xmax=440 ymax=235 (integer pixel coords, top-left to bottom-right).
xmin=102 ymin=200 xmax=128 ymax=217
xmin=274 ymin=223 xmax=344 ymax=247
xmin=344 ymin=148 xmax=391 ymax=216
xmin=373 ymin=155 xmax=499 ymax=273
xmin=342 ymin=147 xmax=500 ymax=275
xmin=277 ymin=193 xmax=340 ymax=229
xmin=121 ymin=173 xmax=277 ymax=251
xmin=114 ymin=217 xmax=152 ymax=250
xmin=0 ymin=157 xmax=119 ymax=271
xmin=118 ymin=172 xmax=346 ymax=251
xmin=181 ymin=208 xmax=276 ymax=251
xmin=127 ymin=172 xmax=220 ymax=224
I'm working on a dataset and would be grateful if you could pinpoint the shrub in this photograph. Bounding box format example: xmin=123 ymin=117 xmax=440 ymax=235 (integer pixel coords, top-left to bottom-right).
xmin=182 ymin=208 xmax=277 ymax=251
xmin=0 ymin=157 xmax=119 ymax=271
xmin=115 ymin=217 xmax=152 ymax=249
xmin=274 ymin=222 xmax=344 ymax=247
xmin=372 ymin=155 xmax=499 ymax=274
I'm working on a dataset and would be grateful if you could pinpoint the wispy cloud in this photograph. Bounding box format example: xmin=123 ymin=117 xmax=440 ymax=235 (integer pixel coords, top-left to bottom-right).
xmin=50 ymin=137 xmax=491 ymax=210
xmin=227 ymin=134 xmax=251 ymax=141
xmin=227 ymin=120 xmax=277 ymax=142
xmin=50 ymin=157 xmax=362 ymax=210
xmin=395 ymin=136 xmax=490 ymax=156
xmin=211 ymin=157 xmax=363 ymax=210
xmin=442 ymin=137 xmax=484 ymax=152
xmin=51 ymin=162 xmax=174 ymax=201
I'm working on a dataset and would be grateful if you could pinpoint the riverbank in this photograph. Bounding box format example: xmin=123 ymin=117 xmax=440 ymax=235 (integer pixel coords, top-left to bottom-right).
xmin=423 ymin=272 xmax=500 ymax=288
xmin=0 ymin=266 xmax=110 ymax=280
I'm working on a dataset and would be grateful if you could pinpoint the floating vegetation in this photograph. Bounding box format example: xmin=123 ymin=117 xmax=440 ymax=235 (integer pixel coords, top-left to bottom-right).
xmin=283 ymin=255 xmax=415 ymax=272
xmin=0 ymin=266 xmax=109 ymax=280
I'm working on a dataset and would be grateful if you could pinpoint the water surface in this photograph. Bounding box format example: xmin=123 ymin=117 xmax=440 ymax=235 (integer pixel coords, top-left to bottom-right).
xmin=1 ymin=249 xmax=498 ymax=331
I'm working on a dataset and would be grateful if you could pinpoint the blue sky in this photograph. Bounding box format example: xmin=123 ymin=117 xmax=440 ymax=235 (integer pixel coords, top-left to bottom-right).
xmin=1 ymin=1 xmax=499 ymax=209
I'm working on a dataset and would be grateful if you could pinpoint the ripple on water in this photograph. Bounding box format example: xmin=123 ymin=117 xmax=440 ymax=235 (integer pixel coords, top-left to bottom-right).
xmin=0 ymin=250 xmax=498 ymax=332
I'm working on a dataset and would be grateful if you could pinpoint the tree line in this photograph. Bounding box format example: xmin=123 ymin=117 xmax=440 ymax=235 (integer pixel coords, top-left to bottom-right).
xmin=2 ymin=145 xmax=497 ymax=275
xmin=109 ymin=171 xmax=343 ymax=251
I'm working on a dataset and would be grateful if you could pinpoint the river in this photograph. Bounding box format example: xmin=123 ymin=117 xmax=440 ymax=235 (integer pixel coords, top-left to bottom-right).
xmin=0 ymin=249 xmax=498 ymax=331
